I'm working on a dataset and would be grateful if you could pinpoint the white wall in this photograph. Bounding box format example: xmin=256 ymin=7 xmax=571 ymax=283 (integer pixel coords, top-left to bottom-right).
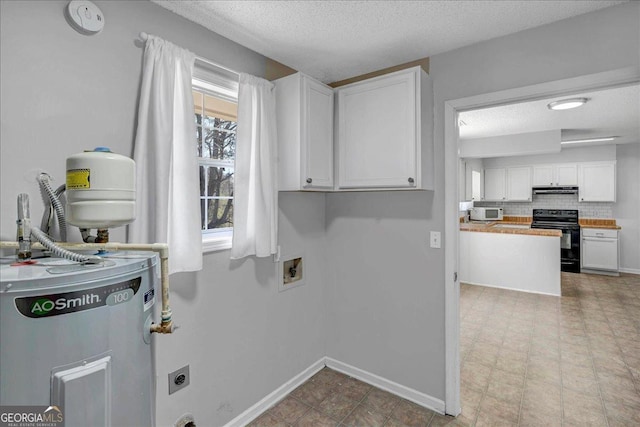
xmin=481 ymin=144 xmax=617 ymax=168
xmin=613 ymin=143 xmax=640 ymax=272
xmin=0 ymin=2 xmax=327 ymax=426
xmin=325 ymin=190 xmax=444 ymax=399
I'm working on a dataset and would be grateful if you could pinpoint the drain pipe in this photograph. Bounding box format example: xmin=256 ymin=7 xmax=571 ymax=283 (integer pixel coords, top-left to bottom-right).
xmin=0 ymin=241 xmax=174 ymax=334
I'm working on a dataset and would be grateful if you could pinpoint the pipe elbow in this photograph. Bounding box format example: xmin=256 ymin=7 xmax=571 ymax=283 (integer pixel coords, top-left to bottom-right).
xmin=150 ymin=321 xmax=175 ymax=334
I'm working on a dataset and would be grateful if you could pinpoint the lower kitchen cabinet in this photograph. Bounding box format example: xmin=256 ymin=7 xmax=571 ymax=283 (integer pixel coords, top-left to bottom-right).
xmin=581 ymin=228 xmax=619 ymax=274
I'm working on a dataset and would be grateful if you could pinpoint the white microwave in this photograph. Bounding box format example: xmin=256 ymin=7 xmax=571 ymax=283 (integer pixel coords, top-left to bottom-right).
xmin=470 ymin=207 xmax=503 ymax=221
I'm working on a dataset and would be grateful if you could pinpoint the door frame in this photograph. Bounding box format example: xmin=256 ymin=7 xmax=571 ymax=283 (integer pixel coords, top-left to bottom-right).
xmin=444 ymin=66 xmax=640 ymax=415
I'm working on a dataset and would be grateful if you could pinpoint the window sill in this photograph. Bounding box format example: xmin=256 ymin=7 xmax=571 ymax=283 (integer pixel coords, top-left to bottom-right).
xmin=202 ymin=232 xmax=232 ymax=253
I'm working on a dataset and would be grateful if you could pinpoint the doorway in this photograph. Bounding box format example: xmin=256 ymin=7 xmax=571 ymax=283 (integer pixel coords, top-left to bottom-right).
xmin=443 ymin=67 xmax=640 ymax=415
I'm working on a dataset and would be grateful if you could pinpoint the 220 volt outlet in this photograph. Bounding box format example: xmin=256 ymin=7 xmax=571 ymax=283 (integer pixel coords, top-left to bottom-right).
xmin=168 ymin=365 xmax=190 ymax=395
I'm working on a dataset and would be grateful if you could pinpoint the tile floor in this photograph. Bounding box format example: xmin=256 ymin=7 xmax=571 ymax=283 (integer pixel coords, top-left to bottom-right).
xmin=459 ymin=272 xmax=640 ymax=427
xmin=249 ymin=272 xmax=640 ymax=426
xmin=248 ymin=367 xmax=451 ymax=426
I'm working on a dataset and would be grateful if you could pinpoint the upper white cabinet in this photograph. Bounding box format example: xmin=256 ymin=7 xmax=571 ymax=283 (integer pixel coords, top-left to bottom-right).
xmin=483 ymin=168 xmax=506 ymax=201
xmin=275 ymin=73 xmax=334 ymax=191
xmin=556 ymin=164 xmax=579 ymax=186
xmin=532 ymin=165 xmax=553 ymax=186
xmin=506 ymin=166 xmax=532 ymax=201
xmin=578 ymin=161 xmax=616 ymax=202
xmin=462 ymin=160 xmax=483 ymax=201
xmin=532 ymin=163 xmax=577 ymax=186
xmin=335 ymin=67 xmax=433 ymax=190
xmin=483 ymin=166 xmax=531 ymax=201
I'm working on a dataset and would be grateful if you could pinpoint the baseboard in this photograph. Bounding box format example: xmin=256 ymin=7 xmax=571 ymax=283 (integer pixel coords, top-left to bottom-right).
xmin=619 ymin=268 xmax=640 ymax=275
xmin=222 ymin=356 xmax=446 ymax=426
xmin=461 ymin=280 xmax=560 ymax=297
xmin=324 ymin=357 xmax=445 ymax=415
xmin=222 ymin=358 xmax=325 ymax=427
xmin=581 ymin=268 xmax=620 ymax=277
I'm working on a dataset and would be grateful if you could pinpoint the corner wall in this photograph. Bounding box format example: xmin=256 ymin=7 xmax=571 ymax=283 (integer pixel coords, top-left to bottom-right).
xmin=613 ymin=143 xmax=640 ymax=272
xmin=325 ymin=0 xmax=640 ymax=408
xmin=0 ymin=2 xmax=327 ymax=426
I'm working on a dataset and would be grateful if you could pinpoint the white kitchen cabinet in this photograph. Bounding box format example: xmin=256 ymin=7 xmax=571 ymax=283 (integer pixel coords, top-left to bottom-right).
xmin=275 ymin=73 xmax=334 ymax=191
xmin=464 ymin=161 xmax=483 ymax=201
xmin=532 ymin=163 xmax=577 ymax=186
xmin=335 ymin=66 xmax=433 ymax=190
xmin=555 ymin=163 xmax=578 ymax=186
xmin=578 ymin=161 xmax=616 ymax=202
xmin=506 ymin=166 xmax=532 ymax=201
xmin=532 ymin=165 xmax=553 ymax=186
xmin=483 ymin=168 xmax=506 ymax=201
xmin=581 ymin=228 xmax=619 ymax=274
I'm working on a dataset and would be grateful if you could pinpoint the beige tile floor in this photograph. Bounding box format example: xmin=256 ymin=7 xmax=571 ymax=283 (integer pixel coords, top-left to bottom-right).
xmin=250 ymin=272 xmax=640 ymax=426
xmin=459 ymin=272 xmax=640 ymax=427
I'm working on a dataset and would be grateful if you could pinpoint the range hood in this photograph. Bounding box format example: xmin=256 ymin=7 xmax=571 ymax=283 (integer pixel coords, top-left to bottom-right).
xmin=532 ymin=186 xmax=579 ymax=195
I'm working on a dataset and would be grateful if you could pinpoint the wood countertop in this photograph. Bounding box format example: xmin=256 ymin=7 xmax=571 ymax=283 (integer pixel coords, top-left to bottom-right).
xmin=460 ymin=221 xmax=561 ymax=237
xmin=579 ymin=218 xmax=621 ymax=230
xmin=459 ymin=216 xmax=620 ymax=234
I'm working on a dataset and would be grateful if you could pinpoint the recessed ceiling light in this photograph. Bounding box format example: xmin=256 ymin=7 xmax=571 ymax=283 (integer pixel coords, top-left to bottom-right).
xmin=561 ymin=136 xmax=618 ymax=145
xmin=547 ymin=97 xmax=589 ymax=110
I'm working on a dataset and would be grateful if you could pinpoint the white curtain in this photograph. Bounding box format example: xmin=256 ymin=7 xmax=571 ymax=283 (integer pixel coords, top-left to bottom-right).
xmin=230 ymin=74 xmax=278 ymax=259
xmin=129 ymin=35 xmax=203 ymax=274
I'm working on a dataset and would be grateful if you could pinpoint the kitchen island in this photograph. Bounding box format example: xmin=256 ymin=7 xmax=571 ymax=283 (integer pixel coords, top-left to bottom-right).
xmin=459 ymin=220 xmax=562 ymax=296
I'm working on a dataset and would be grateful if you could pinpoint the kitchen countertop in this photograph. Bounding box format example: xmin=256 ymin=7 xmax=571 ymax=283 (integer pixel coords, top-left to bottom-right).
xmin=459 ymin=215 xmax=621 ymax=234
xmin=460 ymin=220 xmax=561 ymax=237
xmin=579 ymin=218 xmax=621 ymax=230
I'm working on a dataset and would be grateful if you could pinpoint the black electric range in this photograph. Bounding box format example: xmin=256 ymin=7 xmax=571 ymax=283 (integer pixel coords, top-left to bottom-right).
xmin=530 ymin=209 xmax=581 ymax=273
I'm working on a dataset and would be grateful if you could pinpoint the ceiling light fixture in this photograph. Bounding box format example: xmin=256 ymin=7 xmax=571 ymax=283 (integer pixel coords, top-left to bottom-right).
xmin=547 ymin=97 xmax=589 ymax=110
xmin=561 ymin=136 xmax=618 ymax=145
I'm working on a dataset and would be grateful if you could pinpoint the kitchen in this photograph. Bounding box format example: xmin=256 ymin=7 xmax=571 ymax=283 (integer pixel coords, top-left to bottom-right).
xmin=452 ymin=80 xmax=640 ymax=425
xmin=457 ymin=83 xmax=639 ymax=294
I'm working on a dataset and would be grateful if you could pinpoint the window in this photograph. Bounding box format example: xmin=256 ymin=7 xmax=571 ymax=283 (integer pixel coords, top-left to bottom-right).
xmin=192 ymin=66 xmax=239 ymax=251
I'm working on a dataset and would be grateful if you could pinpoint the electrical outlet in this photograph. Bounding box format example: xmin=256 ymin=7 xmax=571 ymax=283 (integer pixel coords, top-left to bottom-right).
xmin=430 ymin=231 xmax=442 ymax=249
xmin=168 ymin=365 xmax=190 ymax=395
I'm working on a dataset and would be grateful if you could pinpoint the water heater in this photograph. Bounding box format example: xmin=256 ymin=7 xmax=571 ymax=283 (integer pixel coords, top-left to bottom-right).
xmin=0 ymin=252 xmax=157 ymax=426
xmin=65 ymin=147 xmax=135 ymax=229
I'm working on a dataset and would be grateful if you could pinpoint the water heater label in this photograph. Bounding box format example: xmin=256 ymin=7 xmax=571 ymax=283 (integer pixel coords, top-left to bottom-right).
xmin=14 ymin=277 xmax=141 ymax=318
xmin=143 ymin=288 xmax=155 ymax=311
xmin=66 ymin=168 xmax=91 ymax=189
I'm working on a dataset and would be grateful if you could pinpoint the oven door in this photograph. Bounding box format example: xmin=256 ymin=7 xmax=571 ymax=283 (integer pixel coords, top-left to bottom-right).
xmin=560 ymin=227 xmax=581 ymax=272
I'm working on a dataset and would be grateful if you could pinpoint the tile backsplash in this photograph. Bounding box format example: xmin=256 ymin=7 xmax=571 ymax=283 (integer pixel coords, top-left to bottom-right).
xmin=474 ymin=194 xmax=613 ymax=218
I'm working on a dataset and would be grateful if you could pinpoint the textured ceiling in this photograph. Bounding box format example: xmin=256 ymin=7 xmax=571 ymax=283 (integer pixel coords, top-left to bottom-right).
xmin=150 ymin=0 xmax=626 ymax=84
xmin=458 ymin=84 xmax=640 ymax=146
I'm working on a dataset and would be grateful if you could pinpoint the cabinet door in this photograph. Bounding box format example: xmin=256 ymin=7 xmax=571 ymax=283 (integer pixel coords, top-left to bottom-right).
xmin=555 ymin=163 xmax=578 ymax=186
xmin=302 ymin=77 xmax=333 ymax=189
xmin=532 ymin=165 xmax=553 ymax=186
xmin=506 ymin=166 xmax=532 ymax=201
xmin=483 ymin=168 xmax=506 ymax=201
xmin=337 ymin=71 xmax=417 ymax=188
xmin=578 ymin=162 xmax=616 ymax=202
xmin=464 ymin=161 xmax=482 ymax=201
xmin=582 ymin=236 xmax=618 ymax=271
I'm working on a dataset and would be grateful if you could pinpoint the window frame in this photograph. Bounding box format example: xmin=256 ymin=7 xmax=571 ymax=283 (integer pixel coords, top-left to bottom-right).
xmin=192 ymin=63 xmax=239 ymax=253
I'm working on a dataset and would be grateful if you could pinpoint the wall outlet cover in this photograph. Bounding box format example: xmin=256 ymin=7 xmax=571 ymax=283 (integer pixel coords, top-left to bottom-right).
xmin=168 ymin=365 xmax=190 ymax=395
